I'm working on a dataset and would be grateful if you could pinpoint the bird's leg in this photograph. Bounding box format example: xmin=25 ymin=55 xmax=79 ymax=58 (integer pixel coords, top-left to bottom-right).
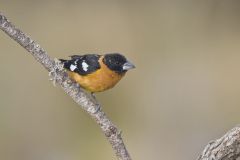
xmin=90 ymin=92 xmax=101 ymax=113
xmin=91 ymin=92 xmax=97 ymax=101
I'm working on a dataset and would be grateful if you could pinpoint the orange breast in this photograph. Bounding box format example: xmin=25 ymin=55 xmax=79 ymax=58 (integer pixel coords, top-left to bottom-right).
xmin=67 ymin=57 xmax=125 ymax=92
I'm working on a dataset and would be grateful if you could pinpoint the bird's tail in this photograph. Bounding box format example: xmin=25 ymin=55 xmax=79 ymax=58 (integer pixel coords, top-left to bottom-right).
xmin=59 ymin=59 xmax=68 ymax=69
xmin=59 ymin=59 xmax=67 ymax=63
xmin=59 ymin=59 xmax=72 ymax=70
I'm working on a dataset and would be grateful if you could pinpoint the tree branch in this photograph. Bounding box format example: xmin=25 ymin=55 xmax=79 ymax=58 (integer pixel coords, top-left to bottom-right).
xmin=0 ymin=12 xmax=131 ymax=160
xmin=198 ymin=126 xmax=240 ymax=160
xmin=3 ymin=12 xmax=240 ymax=160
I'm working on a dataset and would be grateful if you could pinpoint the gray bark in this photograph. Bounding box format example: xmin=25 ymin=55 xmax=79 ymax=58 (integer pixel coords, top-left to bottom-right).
xmin=198 ymin=126 xmax=240 ymax=160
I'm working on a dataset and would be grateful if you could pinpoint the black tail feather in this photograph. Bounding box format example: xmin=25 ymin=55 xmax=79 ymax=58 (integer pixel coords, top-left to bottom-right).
xmin=59 ymin=59 xmax=67 ymax=63
xmin=59 ymin=59 xmax=71 ymax=70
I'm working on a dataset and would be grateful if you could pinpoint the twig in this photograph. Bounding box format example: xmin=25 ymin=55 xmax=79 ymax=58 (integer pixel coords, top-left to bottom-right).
xmin=197 ymin=126 xmax=240 ymax=160
xmin=0 ymin=12 xmax=131 ymax=160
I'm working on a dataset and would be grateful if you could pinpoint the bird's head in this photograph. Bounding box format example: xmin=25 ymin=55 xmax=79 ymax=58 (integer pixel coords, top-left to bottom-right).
xmin=103 ymin=53 xmax=135 ymax=74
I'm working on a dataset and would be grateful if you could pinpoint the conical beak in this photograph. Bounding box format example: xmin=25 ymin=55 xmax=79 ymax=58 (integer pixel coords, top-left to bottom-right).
xmin=122 ymin=61 xmax=136 ymax=71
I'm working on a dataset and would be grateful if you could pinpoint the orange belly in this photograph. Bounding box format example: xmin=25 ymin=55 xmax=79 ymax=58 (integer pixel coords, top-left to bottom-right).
xmin=67 ymin=63 xmax=125 ymax=93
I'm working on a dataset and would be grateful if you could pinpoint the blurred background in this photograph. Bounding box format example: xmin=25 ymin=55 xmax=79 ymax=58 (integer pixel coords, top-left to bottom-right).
xmin=1 ymin=0 xmax=240 ymax=160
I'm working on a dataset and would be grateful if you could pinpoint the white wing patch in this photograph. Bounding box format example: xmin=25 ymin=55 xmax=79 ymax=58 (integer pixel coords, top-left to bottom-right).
xmin=82 ymin=61 xmax=89 ymax=72
xmin=70 ymin=64 xmax=77 ymax=71
xmin=74 ymin=59 xmax=78 ymax=64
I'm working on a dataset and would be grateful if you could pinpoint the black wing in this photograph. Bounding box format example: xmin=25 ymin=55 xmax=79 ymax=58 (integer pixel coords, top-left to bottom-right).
xmin=69 ymin=55 xmax=84 ymax=59
xmin=59 ymin=54 xmax=101 ymax=76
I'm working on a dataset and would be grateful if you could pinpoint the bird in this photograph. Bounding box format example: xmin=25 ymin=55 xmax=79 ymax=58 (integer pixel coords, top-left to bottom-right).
xmin=59 ymin=53 xmax=135 ymax=93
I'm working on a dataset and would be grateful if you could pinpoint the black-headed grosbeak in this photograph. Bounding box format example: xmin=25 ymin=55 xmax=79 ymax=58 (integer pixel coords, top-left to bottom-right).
xmin=59 ymin=53 xmax=135 ymax=93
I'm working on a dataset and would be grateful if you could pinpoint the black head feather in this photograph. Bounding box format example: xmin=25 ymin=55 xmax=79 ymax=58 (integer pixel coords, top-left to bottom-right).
xmin=103 ymin=53 xmax=135 ymax=73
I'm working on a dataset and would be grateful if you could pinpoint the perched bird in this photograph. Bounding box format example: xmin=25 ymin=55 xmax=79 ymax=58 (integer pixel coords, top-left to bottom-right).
xmin=59 ymin=53 xmax=135 ymax=93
